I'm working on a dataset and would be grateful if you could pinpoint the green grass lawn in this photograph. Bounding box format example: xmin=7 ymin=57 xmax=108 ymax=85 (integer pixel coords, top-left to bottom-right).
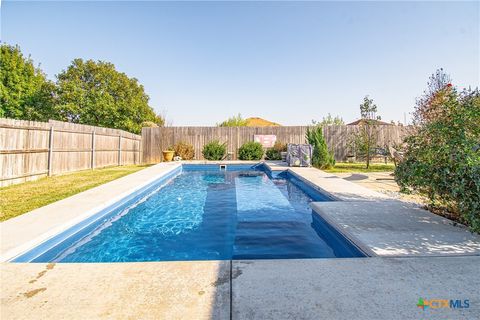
xmin=0 ymin=165 xmax=150 ymax=222
xmin=324 ymin=162 xmax=396 ymax=173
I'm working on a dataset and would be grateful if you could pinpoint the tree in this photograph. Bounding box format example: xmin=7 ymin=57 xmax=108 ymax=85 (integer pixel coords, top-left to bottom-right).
xmin=413 ymin=68 xmax=452 ymax=125
xmin=217 ymin=113 xmax=248 ymax=127
xmin=395 ymin=69 xmax=480 ymax=231
xmin=55 ymin=59 xmax=161 ymax=133
xmin=360 ymin=96 xmax=381 ymax=121
xmin=0 ymin=44 xmax=56 ymax=120
xmin=306 ymin=126 xmax=335 ymax=169
xmin=312 ymin=113 xmax=344 ymax=126
xmin=350 ymin=96 xmax=381 ymax=168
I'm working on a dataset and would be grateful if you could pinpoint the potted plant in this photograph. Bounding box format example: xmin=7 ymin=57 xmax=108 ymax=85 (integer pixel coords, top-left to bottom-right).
xmin=274 ymin=141 xmax=287 ymax=161
xmin=162 ymin=147 xmax=175 ymax=162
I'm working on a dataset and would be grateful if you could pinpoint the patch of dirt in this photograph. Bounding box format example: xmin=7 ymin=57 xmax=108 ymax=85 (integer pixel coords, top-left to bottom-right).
xmin=423 ymin=204 xmax=470 ymax=229
xmin=28 ymin=263 xmax=57 ymax=285
xmin=23 ymin=288 xmax=46 ymax=298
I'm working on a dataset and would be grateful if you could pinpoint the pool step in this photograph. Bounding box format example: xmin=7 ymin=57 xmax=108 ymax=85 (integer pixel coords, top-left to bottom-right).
xmin=234 ymin=221 xmax=307 ymax=236
xmin=232 ymin=222 xmax=331 ymax=259
xmin=235 ymin=209 xmax=303 ymax=223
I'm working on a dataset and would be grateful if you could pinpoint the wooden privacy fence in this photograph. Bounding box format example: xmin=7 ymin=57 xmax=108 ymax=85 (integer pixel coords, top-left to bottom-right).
xmin=0 ymin=118 xmax=142 ymax=187
xmin=142 ymin=125 xmax=409 ymax=163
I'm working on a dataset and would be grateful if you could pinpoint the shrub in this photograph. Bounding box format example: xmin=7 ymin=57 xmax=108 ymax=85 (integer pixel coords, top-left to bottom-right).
xmin=202 ymin=140 xmax=227 ymax=160
xmin=395 ymin=69 xmax=480 ymax=232
xmin=265 ymin=141 xmax=287 ymax=160
xmin=273 ymin=141 xmax=287 ymax=152
xmin=173 ymin=141 xmax=194 ymax=160
xmin=238 ymin=141 xmax=264 ymax=160
xmin=265 ymin=148 xmax=281 ymax=160
xmin=306 ymin=126 xmax=335 ymax=169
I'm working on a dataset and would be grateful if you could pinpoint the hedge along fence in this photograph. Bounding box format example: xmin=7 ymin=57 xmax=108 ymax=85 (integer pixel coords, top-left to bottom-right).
xmin=141 ymin=125 xmax=409 ymax=163
xmin=0 ymin=118 xmax=142 ymax=187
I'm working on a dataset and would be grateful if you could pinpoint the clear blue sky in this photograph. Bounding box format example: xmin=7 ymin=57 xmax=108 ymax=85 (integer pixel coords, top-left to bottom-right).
xmin=1 ymin=1 xmax=479 ymax=125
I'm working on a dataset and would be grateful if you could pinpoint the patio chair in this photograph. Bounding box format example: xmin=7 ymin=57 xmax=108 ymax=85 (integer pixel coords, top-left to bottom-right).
xmin=388 ymin=146 xmax=404 ymax=166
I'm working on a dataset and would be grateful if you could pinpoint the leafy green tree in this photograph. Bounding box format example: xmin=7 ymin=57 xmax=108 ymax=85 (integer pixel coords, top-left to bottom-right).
xmin=395 ymin=70 xmax=480 ymax=231
xmin=312 ymin=113 xmax=344 ymax=126
xmin=55 ymin=59 xmax=161 ymax=133
xmin=306 ymin=126 xmax=335 ymax=169
xmin=360 ymin=96 xmax=381 ymax=121
xmin=0 ymin=44 xmax=56 ymax=120
xmin=217 ymin=113 xmax=248 ymax=127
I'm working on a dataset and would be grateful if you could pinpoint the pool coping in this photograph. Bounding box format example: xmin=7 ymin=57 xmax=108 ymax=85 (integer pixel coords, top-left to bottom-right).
xmin=308 ymin=205 xmax=378 ymax=257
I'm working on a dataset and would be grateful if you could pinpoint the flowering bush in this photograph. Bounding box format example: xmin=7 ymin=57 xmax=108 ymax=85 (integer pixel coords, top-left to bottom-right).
xmin=395 ymin=70 xmax=480 ymax=232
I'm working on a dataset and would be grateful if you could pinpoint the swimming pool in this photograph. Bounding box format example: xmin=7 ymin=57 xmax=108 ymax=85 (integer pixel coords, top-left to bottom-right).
xmin=13 ymin=164 xmax=365 ymax=262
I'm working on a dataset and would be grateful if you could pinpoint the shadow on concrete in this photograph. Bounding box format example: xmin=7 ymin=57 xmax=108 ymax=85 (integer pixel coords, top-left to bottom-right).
xmin=343 ymin=173 xmax=369 ymax=181
xmin=311 ymin=200 xmax=480 ymax=257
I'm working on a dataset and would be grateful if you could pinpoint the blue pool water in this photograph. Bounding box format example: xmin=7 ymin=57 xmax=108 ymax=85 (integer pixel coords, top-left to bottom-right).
xmin=15 ymin=165 xmax=365 ymax=262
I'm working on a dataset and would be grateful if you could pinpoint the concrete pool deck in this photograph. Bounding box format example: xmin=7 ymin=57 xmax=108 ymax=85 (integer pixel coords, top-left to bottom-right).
xmin=311 ymin=201 xmax=480 ymax=257
xmin=2 ymin=256 xmax=479 ymax=319
xmin=1 ymin=261 xmax=230 ymax=319
xmin=1 ymin=161 xmax=480 ymax=319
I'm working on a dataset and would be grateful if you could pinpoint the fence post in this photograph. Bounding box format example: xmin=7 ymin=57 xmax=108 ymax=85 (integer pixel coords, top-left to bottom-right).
xmin=139 ymin=133 xmax=144 ymax=165
xmin=91 ymin=131 xmax=96 ymax=169
xmin=47 ymin=126 xmax=54 ymax=176
xmin=118 ymin=133 xmax=122 ymax=166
